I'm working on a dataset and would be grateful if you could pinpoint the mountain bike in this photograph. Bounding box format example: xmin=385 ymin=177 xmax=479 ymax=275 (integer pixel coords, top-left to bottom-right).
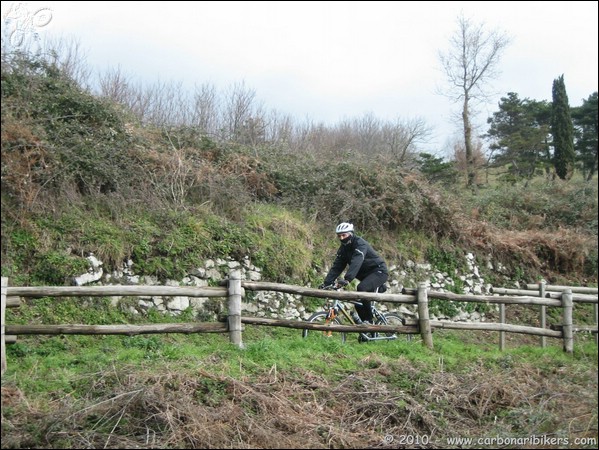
xmin=302 ymin=281 xmax=411 ymax=343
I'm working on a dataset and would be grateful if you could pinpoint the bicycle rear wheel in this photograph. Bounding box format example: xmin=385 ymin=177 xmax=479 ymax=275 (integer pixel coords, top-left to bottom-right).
xmin=302 ymin=311 xmax=347 ymax=343
xmin=376 ymin=312 xmax=412 ymax=341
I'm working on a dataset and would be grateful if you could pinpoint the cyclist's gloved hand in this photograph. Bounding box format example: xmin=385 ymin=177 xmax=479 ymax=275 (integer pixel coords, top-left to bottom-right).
xmin=336 ymin=279 xmax=349 ymax=288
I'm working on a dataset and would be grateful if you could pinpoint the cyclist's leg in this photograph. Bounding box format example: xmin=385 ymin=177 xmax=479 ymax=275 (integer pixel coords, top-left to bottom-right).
xmin=354 ymin=300 xmax=371 ymax=322
xmin=356 ymin=270 xmax=388 ymax=323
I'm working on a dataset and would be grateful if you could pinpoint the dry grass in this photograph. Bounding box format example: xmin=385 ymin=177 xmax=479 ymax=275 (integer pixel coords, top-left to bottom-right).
xmin=455 ymin=214 xmax=597 ymax=282
xmin=2 ymin=353 xmax=597 ymax=449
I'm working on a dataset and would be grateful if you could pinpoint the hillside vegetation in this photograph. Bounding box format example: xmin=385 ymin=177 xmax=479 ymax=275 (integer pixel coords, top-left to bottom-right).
xmin=1 ymin=50 xmax=597 ymax=288
xmin=2 ymin=41 xmax=599 ymax=450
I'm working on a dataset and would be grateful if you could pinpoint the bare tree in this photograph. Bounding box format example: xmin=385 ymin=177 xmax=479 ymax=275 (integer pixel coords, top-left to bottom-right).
xmin=290 ymin=120 xmax=329 ymax=157
xmin=44 ymin=36 xmax=92 ymax=89
xmin=264 ymin=110 xmax=295 ymax=147
xmin=124 ymin=81 xmax=154 ymax=124
xmin=380 ymin=117 xmax=432 ymax=164
xmin=221 ymin=81 xmax=262 ymax=143
xmin=98 ymin=66 xmax=132 ymax=103
xmin=143 ymin=80 xmax=187 ymax=126
xmin=438 ymin=14 xmax=510 ymax=187
xmin=191 ymin=82 xmax=220 ymax=135
xmin=353 ymin=113 xmax=381 ymax=155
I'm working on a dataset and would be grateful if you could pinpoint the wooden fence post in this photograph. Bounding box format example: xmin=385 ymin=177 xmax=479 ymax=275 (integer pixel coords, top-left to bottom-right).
xmin=595 ymin=302 xmax=598 ymax=346
xmin=227 ymin=270 xmax=244 ymax=348
xmin=539 ymin=281 xmax=547 ymax=348
xmin=417 ymin=283 xmax=433 ymax=349
xmin=561 ymin=289 xmax=573 ymax=353
xmin=2 ymin=277 xmax=7 ymax=375
xmin=499 ymin=303 xmax=505 ymax=351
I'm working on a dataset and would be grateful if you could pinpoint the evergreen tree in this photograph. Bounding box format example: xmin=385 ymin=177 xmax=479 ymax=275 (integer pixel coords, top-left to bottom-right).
xmin=571 ymin=92 xmax=598 ymax=181
xmin=486 ymin=92 xmax=551 ymax=182
xmin=416 ymin=153 xmax=458 ymax=185
xmin=551 ymin=75 xmax=575 ymax=180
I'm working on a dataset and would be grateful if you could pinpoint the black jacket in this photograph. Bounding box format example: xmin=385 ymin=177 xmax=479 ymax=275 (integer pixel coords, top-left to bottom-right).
xmin=324 ymin=235 xmax=388 ymax=285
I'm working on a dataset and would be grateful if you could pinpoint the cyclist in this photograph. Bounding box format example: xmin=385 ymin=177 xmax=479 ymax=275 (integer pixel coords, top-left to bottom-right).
xmin=319 ymin=222 xmax=388 ymax=324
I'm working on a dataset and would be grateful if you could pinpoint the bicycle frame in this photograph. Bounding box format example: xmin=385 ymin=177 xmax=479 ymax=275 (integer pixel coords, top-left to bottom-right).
xmin=302 ymin=281 xmax=409 ymax=343
xmin=319 ymin=298 xmax=399 ymax=342
xmin=318 ymin=299 xmax=353 ymax=337
xmin=323 ymin=299 xmax=355 ymax=322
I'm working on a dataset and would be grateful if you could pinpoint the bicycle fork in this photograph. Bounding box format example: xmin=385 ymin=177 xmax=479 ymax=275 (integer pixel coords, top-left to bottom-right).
xmin=323 ymin=309 xmax=338 ymax=337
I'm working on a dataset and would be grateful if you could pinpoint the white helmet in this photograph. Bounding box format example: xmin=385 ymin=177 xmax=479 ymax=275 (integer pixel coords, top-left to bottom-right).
xmin=335 ymin=222 xmax=354 ymax=234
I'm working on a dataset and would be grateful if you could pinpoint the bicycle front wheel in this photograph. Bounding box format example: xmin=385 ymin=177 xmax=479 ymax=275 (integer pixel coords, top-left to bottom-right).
xmin=377 ymin=312 xmax=412 ymax=341
xmin=302 ymin=311 xmax=347 ymax=343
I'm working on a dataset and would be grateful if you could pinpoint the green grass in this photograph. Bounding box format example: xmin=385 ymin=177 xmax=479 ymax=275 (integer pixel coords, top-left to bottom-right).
xmin=3 ymin=323 xmax=597 ymax=449
xmin=5 ymin=323 xmax=596 ymax=388
xmin=3 ymin=297 xmax=598 ymax=450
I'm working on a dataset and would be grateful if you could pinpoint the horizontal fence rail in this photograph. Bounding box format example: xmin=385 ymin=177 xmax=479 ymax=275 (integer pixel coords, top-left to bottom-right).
xmin=6 ymin=285 xmax=228 ymax=298
xmin=5 ymin=323 xmax=229 ymax=336
xmin=1 ymin=275 xmax=597 ymax=374
xmin=525 ymin=284 xmax=598 ymax=294
xmin=491 ymin=287 xmax=598 ymax=303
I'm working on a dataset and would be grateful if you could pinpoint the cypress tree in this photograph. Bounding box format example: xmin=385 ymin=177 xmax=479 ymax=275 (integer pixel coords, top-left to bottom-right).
xmin=551 ymin=75 xmax=575 ymax=179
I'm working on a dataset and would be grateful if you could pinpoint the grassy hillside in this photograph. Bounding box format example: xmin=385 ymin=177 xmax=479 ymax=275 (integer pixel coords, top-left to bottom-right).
xmin=1 ymin=51 xmax=597 ymax=288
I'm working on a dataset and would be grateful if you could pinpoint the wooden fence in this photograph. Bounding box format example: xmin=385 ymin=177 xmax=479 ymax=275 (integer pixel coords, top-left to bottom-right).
xmin=1 ymin=274 xmax=597 ymax=374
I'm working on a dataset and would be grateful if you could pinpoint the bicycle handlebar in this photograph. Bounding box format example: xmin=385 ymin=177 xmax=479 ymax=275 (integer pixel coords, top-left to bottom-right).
xmin=320 ymin=278 xmax=349 ymax=291
xmin=321 ymin=285 xmax=341 ymax=291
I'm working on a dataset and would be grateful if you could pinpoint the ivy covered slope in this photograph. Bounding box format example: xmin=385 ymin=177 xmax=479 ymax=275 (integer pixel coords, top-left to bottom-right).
xmin=1 ymin=52 xmax=597 ymax=287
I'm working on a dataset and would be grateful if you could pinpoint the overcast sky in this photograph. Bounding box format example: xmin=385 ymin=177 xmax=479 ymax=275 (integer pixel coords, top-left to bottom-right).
xmin=2 ymin=1 xmax=598 ymax=154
